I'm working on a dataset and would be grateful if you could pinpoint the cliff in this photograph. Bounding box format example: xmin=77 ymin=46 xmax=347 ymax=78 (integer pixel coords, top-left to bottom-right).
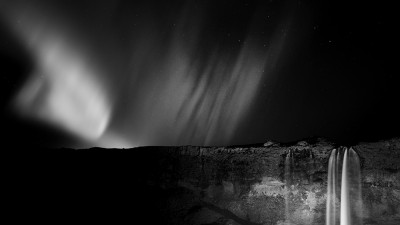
xmin=15 ymin=138 xmax=400 ymax=225
xmin=71 ymin=137 xmax=400 ymax=225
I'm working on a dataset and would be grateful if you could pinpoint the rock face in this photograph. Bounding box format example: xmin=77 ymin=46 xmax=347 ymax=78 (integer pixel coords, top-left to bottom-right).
xmin=116 ymin=138 xmax=400 ymax=225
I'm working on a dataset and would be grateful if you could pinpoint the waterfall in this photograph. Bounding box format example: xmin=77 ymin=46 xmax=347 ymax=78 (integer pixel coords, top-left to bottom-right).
xmin=340 ymin=148 xmax=350 ymax=225
xmin=285 ymin=149 xmax=293 ymax=223
xmin=326 ymin=147 xmax=362 ymax=225
xmin=326 ymin=148 xmax=338 ymax=225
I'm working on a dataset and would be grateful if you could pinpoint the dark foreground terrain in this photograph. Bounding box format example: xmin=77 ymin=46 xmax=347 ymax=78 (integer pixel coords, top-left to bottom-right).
xmin=6 ymin=138 xmax=400 ymax=225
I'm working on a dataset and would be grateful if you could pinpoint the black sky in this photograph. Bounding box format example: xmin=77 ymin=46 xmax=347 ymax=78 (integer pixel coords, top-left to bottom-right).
xmin=237 ymin=0 xmax=398 ymax=144
xmin=0 ymin=0 xmax=398 ymax=148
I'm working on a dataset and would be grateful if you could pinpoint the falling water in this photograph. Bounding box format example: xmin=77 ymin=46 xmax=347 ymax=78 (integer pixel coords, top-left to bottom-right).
xmin=344 ymin=147 xmax=363 ymax=225
xmin=285 ymin=149 xmax=294 ymax=223
xmin=340 ymin=148 xmax=350 ymax=225
xmin=326 ymin=147 xmax=362 ymax=225
xmin=326 ymin=148 xmax=338 ymax=225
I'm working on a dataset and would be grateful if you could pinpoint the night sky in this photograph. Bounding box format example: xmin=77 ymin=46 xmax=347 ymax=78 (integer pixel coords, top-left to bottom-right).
xmin=0 ymin=0 xmax=398 ymax=148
